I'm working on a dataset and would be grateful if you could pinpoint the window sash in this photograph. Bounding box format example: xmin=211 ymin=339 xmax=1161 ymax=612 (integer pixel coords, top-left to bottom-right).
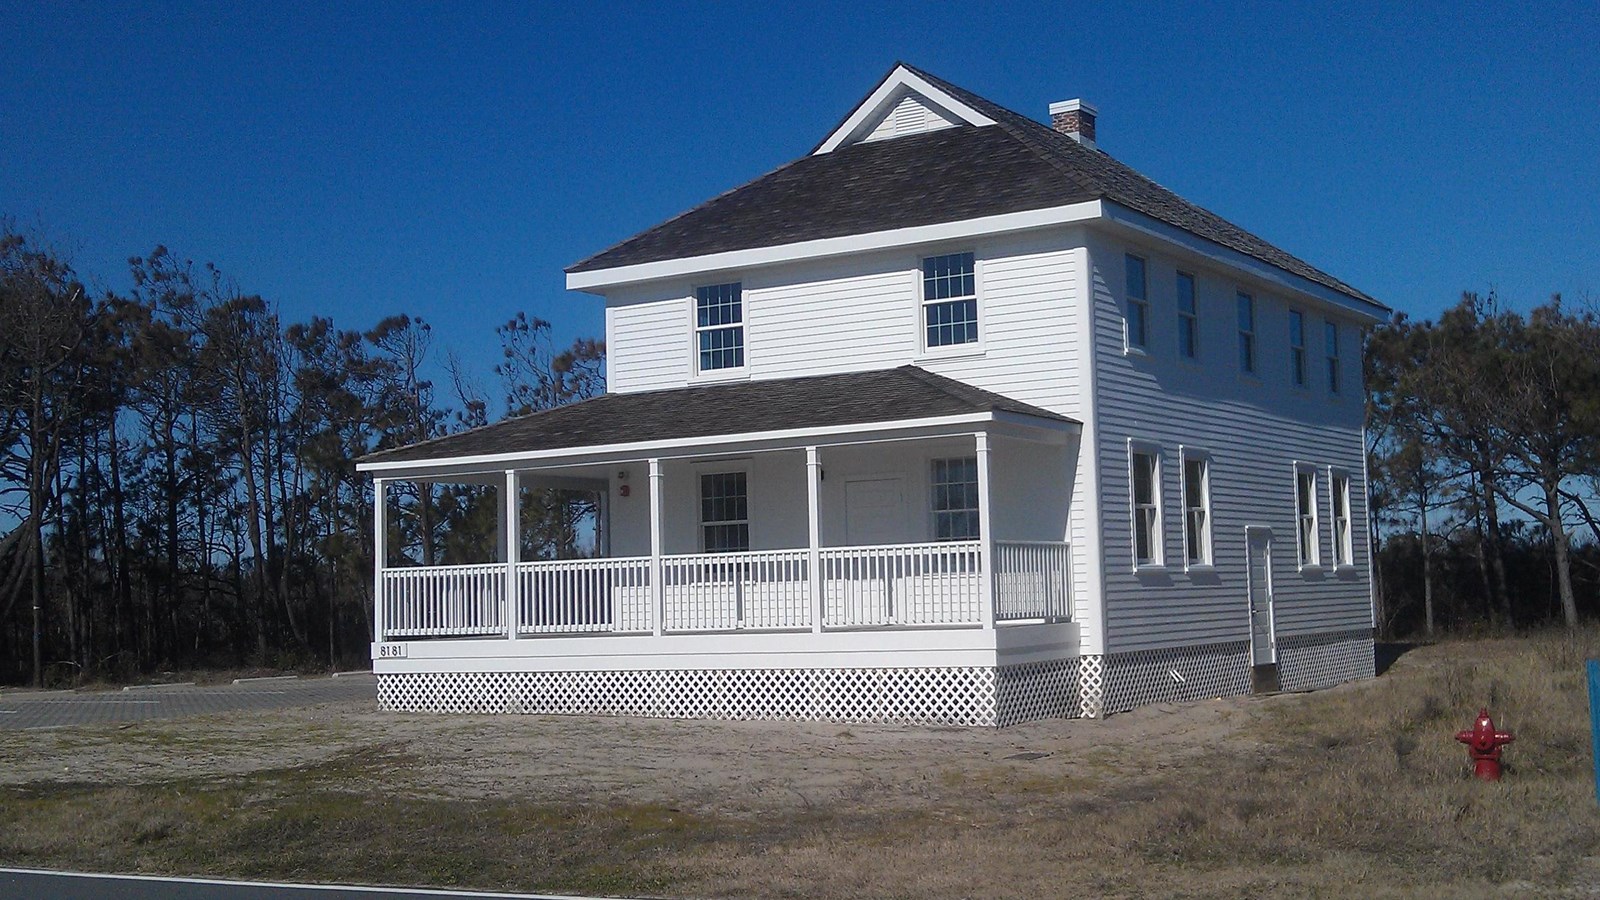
xmin=931 ymin=456 xmax=980 ymax=540
xmin=1325 ymin=321 xmax=1340 ymax=393
xmin=1183 ymin=457 xmax=1211 ymax=565
xmin=700 ymin=472 xmax=749 ymax=553
xmin=1125 ymin=255 xmax=1148 ymax=348
xmin=1237 ymin=292 xmax=1256 ymax=374
xmin=1290 ymin=310 xmax=1307 ymax=386
xmin=695 ymin=283 xmax=744 ymax=371
xmin=922 ymin=253 xmax=978 ymax=348
xmin=1331 ymin=474 xmax=1352 ymax=566
xmin=1296 ymin=470 xmax=1319 ymax=565
xmin=1132 ymin=451 xmax=1161 ymax=565
xmin=1177 ymin=273 xmax=1198 ymax=358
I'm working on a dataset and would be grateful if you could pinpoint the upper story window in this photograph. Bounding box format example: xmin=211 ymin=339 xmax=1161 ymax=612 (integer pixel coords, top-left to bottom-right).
xmin=1237 ymin=292 xmax=1256 ymax=375
xmin=1181 ymin=451 xmax=1212 ymax=567
xmin=700 ymin=471 xmax=749 ymax=553
xmin=695 ymin=282 xmax=744 ymax=372
xmin=1325 ymin=320 xmax=1341 ymax=394
xmin=1330 ymin=470 xmax=1353 ymax=567
xmin=1295 ymin=466 xmax=1320 ymax=567
xmin=1176 ymin=272 xmax=1198 ymax=359
xmin=922 ymin=252 xmax=978 ymax=348
xmin=1125 ymin=254 xmax=1149 ymax=350
xmin=1289 ymin=309 xmax=1308 ymax=387
xmin=931 ymin=457 xmax=980 ymax=540
xmin=1130 ymin=446 xmax=1163 ymax=567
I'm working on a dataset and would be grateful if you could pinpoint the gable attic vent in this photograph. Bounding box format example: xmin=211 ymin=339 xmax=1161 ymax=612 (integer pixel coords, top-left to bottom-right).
xmin=1048 ymin=99 xmax=1097 ymax=146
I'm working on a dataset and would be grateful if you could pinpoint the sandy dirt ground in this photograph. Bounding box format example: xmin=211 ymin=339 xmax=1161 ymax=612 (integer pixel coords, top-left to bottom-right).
xmin=0 ymin=686 xmax=1273 ymax=815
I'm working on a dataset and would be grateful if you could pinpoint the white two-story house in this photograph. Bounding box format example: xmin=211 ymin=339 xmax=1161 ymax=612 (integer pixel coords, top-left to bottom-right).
xmin=357 ymin=64 xmax=1388 ymax=725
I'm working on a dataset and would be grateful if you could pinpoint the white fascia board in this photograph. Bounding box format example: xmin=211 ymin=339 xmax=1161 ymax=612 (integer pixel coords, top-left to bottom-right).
xmin=566 ymin=200 xmax=1104 ymax=293
xmin=812 ymin=66 xmax=997 ymax=155
xmin=356 ymin=410 xmax=1061 ymax=478
xmin=1098 ymin=201 xmax=1389 ymax=324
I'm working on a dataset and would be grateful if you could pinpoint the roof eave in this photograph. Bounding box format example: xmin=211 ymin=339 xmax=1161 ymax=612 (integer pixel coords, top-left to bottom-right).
xmin=565 ymin=200 xmax=1105 ymax=293
xmin=356 ymin=408 xmax=1079 ymax=480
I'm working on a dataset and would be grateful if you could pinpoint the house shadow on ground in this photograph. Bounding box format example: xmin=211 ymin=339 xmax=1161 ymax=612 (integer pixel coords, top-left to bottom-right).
xmin=1375 ymin=642 xmax=1421 ymax=677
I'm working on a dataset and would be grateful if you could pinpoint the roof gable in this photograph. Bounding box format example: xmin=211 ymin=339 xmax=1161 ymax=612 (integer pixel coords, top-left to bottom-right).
xmin=812 ymin=63 xmax=995 ymax=154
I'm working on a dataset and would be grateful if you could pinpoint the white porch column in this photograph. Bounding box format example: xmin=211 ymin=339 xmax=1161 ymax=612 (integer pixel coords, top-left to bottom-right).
xmin=372 ymin=477 xmax=387 ymax=643
xmin=806 ymin=446 xmax=823 ymax=633
xmin=596 ymin=486 xmax=612 ymax=557
xmin=503 ymin=469 xmax=520 ymax=641
xmin=648 ymin=458 xmax=665 ymax=637
xmin=976 ymin=432 xmax=996 ymax=630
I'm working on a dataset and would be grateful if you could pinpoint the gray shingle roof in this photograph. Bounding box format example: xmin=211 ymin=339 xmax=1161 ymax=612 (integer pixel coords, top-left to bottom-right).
xmin=359 ymin=366 xmax=1076 ymax=465
xmin=567 ymin=64 xmax=1382 ymax=311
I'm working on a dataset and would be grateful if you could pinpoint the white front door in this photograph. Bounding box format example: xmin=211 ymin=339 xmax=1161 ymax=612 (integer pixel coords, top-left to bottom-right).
xmin=845 ymin=477 xmax=905 ymax=546
xmin=1246 ymin=527 xmax=1276 ymax=666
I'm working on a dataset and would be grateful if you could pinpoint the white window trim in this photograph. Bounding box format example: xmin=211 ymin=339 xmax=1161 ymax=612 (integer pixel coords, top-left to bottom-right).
xmin=916 ymin=250 xmax=985 ymax=359
xmin=696 ymin=464 xmax=752 ymax=553
xmin=1124 ymin=253 xmax=1150 ymax=355
xmin=689 ymin=281 xmax=749 ymax=381
xmin=1294 ymin=461 xmax=1321 ymax=570
xmin=1128 ymin=440 xmax=1165 ymax=571
xmin=1176 ymin=270 xmax=1199 ymax=361
xmin=1179 ymin=445 xmax=1214 ymax=570
xmin=1328 ymin=466 xmax=1354 ymax=569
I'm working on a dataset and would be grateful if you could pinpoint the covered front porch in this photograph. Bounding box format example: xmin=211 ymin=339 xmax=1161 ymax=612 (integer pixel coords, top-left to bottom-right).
xmin=371 ymin=431 xmax=1075 ymax=642
xmin=356 ymin=367 xmax=1087 ymax=725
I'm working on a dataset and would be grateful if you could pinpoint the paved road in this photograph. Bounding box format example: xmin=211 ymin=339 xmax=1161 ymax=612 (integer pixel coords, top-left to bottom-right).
xmin=0 ymin=675 xmax=375 ymax=730
xmin=0 ymin=869 xmax=611 ymax=900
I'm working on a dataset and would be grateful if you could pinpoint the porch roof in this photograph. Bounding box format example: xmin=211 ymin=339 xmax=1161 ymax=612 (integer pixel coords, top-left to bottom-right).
xmin=357 ymin=366 xmax=1076 ymax=470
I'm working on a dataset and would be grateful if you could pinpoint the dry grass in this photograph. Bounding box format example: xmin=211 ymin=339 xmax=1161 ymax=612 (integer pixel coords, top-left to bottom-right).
xmin=4 ymin=631 xmax=1600 ymax=898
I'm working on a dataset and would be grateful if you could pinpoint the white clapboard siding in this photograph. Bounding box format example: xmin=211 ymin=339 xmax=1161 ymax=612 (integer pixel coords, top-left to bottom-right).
xmin=1086 ymin=234 xmax=1372 ymax=654
xmin=606 ymin=299 xmax=687 ymax=393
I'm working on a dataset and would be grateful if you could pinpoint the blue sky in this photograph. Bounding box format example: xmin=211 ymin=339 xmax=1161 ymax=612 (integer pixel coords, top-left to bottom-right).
xmin=4 ymin=1 xmax=1597 ymax=397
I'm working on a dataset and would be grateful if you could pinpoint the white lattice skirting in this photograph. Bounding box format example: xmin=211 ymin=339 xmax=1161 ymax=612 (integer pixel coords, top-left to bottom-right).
xmin=1097 ymin=641 xmax=1254 ymax=715
xmin=380 ymin=659 xmax=1084 ymax=728
xmin=1276 ymin=629 xmax=1376 ymax=693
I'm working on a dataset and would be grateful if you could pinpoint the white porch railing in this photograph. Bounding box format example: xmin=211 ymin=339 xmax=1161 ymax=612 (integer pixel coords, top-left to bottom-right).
xmin=516 ymin=556 xmax=653 ymax=635
xmin=377 ymin=541 xmax=1069 ymax=640
xmin=993 ymin=540 xmax=1073 ymax=621
xmin=820 ymin=541 xmax=983 ymax=627
xmin=381 ymin=563 xmax=506 ymax=637
xmin=661 ymin=549 xmax=811 ymax=631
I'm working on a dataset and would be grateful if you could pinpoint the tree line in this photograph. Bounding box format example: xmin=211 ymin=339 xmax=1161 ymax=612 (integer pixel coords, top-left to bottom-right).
xmin=1367 ymin=292 xmax=1600 ymax=637
xmin=4 ymin=219 xmax=1596 ymax=685
xmin=0 ymin=225 xmax=602 ymax=686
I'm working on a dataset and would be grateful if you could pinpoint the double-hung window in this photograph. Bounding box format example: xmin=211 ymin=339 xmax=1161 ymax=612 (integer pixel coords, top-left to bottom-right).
xmin=1130 ymin=447 xmax=1162 ymax=567
xmin=931 ymin=457 xmax=979 ymax=540
xmin=1330 ymin=470 xmax=1353 ymax=567
xmin=1295 ymin=466 xmax=1320 ymax=567
xmin=1181 ymin=452 xmax=1212 ymax=566
xmin=1237 ymin=292 xmax=1256 ymax=374
xmin=1325 ymin=320 xmax=1341 ymax=394
xmin=922 ymin=252 xmax=978 ymax=348
xmin=695 ymin=282 xmax=744 ymax=372
xmin=1176 ymin=272 xmax=1198 ymax=359
xmin=1289 ymin=309 xmax=1308 ymax=387
xmin=1125 ymin=254 xmax=1149 ymax=350
xmin=700 ymin=472 xmax=749 ymax=553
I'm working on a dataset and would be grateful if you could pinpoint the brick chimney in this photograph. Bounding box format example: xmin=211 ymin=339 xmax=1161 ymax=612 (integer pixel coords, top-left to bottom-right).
xmin=1049 ymin=99 xmax=1097 ymax=147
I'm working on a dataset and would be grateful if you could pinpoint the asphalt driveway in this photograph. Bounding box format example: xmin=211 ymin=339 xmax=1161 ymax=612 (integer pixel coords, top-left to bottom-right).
xmin=0 ymin=675 xmax=375 ymax=730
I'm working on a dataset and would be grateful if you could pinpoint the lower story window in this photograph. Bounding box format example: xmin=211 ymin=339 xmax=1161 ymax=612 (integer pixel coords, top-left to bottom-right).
xmin=1131 ymin=449 xmax=1162 ymax=566
xmin=700 ymin=472 xmax=749 ymax=552
xmin=931 ymin=457 xmax=979 ymax=540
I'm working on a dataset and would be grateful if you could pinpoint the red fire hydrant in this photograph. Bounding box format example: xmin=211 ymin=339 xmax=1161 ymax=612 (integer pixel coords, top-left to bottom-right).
xmin=1455 ymin=708 xmax=1515 ymax=781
